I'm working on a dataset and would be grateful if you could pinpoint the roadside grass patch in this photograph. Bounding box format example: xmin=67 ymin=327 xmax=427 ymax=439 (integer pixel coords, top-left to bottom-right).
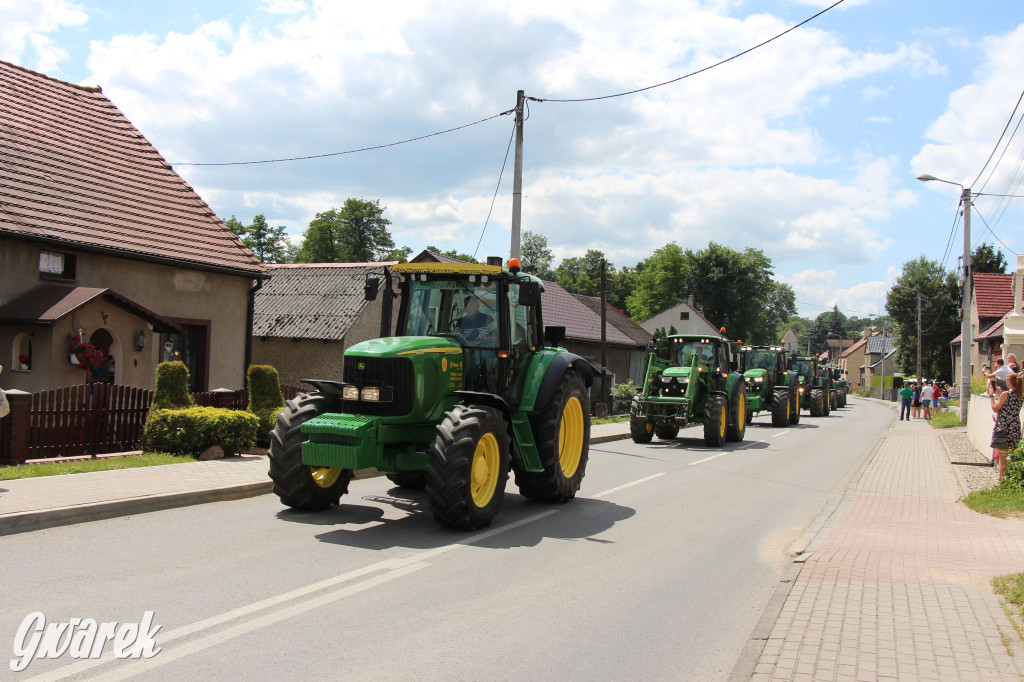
xmin=593 ymin=415 xmax=629 ymax=425
xmin=993 ymin=573 xmax=1024 ymax=631
xmin=962 ymin=487 xmax=1024 ymax=518
xmin=0 ymin=454 xmax=188 ymax=481
xmin=929 ymin=412 xmax=962 ymax=428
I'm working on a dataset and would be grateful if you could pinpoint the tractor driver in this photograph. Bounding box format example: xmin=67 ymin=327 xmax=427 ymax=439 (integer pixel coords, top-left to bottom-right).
xmin=458 ymin=295 xmax=498 ymax=391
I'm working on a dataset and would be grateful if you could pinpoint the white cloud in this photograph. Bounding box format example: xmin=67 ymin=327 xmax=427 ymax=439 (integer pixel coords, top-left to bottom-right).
xmin=0 ymin=0 xmax=86 ymax=72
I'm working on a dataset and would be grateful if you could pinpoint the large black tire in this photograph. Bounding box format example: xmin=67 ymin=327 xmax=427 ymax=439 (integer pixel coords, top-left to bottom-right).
xmin=516 ymin=371 xmax=590 ymax=502
xmin=386 ymin=471 xmax=427 ymax=490
xmin=770 ymin=388 xmax=790 ymax=427
xmin=268 ymin=392 xmax=353 ymax=511
xmin=655 ymin=423 xmax=680 ymax=440
xmin=726 ymin=378 xmax=747 ymax=442
xmin=427 ymin=404 xmax=510 ymax=530
xmin=630 ymin=395 xmax=655 ymax=443
xmin=822 ymin=387 xmax=831 ymax=416
xmin=838 ymin=390 xmax=847 ymax=408
xmin=809 ymin=389 xmax=825 ymax=417
xmin=703 ymin=393 xmax=728 ymax=447
xmin=788 ymin=382 xmax=801 ymax=425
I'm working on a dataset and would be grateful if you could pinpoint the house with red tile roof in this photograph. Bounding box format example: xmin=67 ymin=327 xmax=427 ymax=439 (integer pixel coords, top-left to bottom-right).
xmin=951 ymin=272 xmax=1013 ymax=381
xmin=639 ymin=297 xmax=721 ymax=338
xmin=0 ymin=60 xmax=265 ymax=392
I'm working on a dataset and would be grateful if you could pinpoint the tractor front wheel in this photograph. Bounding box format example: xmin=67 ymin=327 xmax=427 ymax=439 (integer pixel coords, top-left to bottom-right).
xmin=386 ymin=471 xmax=427 ymax=490
xmin=517 ymin=371 xmax=590 ymax=502
xmin=809 ymin=389 xmax=825 ymax=417
xmin=704 ymin=393 xmax=728 ymax=447
xmin=726 ymin=379 xmax=747 ymax=442
xmin=655 ymin=423 xmax=680 ymax=440
xmin=771 ymin=388 xmax=790 ymax=427
xmin=789 ymin=385 xmax=801 ymax=425
xmin=630 ymin=395 xmax=655 ymax=443
xmin=427 ymin=404 xmax=510 ymax=530
xmin=268 ymin=392 xmax=353 ymax=511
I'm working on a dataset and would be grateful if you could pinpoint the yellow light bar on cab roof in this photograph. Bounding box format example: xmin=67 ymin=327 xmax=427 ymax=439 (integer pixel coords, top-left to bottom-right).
xmin=392 ymin=263 xmax=503 ymax=275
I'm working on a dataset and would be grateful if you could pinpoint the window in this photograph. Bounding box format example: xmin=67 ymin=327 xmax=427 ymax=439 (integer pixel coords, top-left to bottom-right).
xmin=13 ymin=333 xmax=32 ymax=371
xmin=679 ymin=312 xmax=689 ymax=321
xmin=39 ymin=251 xmax=76 ymax=280
xmin=161 ymin=324 xmax=208 ymax=390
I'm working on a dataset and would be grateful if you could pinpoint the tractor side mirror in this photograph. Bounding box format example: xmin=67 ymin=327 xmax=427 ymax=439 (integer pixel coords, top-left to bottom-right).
xmin=647 ymin=339 xmax=658 ymax=354
xmin=517 ymin=281 xmax=540 ymax=307
xmin=544 ymin=325 xmax=566 ymax=347
xmin=364 ymin=276 xmax=380 ymax=301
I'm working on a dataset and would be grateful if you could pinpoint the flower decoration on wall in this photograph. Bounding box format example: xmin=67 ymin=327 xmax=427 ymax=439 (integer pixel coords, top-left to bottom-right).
xmin=19 ymin=354 xmax=30 ymax=370
xmin=68 ymin=329 xmax=104 ymax=371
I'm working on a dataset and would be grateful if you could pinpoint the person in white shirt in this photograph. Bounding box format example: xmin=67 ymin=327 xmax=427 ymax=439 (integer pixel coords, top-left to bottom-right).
xmin=920 ymin=380 xmax=934 ymax=419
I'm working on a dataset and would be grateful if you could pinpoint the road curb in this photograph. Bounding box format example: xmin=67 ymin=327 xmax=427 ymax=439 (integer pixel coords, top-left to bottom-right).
xmin=0 ymin=431 xmax=631 ymax=537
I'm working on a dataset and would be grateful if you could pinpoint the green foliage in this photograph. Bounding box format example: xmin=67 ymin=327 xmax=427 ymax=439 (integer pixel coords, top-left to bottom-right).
xmin=247 ymin=365 xmax=286 ymax=447
xmin=852 ymin=387 xmax=871 ymax=397
xmin=625 ymin=243 xmax=688 ymax=321
xmin=1000 ymin=445 xmax=1024 ymax=491
xmin=384 ymin=246 xmax=413 ymax=263
xmin=963 ymin=487 xmax=1024 ymax=517
xmin=425 ymin=245 xmax=478 ymax=263
xmin=992 ymin=572 xmax=1024 ymax=624
xmin=520 ymin=230 xmax=554 ymax=279
xmin=611 ymin=379 xmax=639 ymax=413
xmin=296 ymin=199 xmax=394 ymax=263
xmin=554 ymin=249 xmax=613 ymax=298
xmin=0 ymin=454 xmax=188 ymax=480
xmin=230 ymin=214 xmax=290 ymax=263
xmin=928 ymin=411 xmax=962 ymax=428
xmin=152 ymin=362 xmax=193 ymax=411
xmin=142 ymin=407 xmax=258 ymax=457
xmin=886 ymin=255 xmax=959 ymax=383
xmin=971 ymin=376 xmax=988 ymax=395
xmin=972 ymin=242 xmax=1008 ymax=274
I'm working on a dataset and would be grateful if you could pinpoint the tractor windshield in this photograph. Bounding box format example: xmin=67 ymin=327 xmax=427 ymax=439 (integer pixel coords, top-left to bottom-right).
xmin=744 ymin=350 xmax=776 ymax=371
xmin=402 ymin=278 xmax=500 ymax=349
xmin=794 ymin=360 xmax=815 ymax=378
xmin=671 ymin=339 xmax=716 ymax=367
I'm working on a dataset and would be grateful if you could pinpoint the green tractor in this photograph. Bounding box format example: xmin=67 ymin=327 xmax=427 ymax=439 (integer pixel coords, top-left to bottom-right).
xmin=267 ymin=259 xmax=595 ymax=530
xmin=828 ymin=365 xmax=850 ymax=408
xmin=740 ymin=345 xmax=800 ymax=427
xmin=792 ymin=355 xmax=831 ymax=417
xmin=629 ymin=332 xmax=747 ymax=447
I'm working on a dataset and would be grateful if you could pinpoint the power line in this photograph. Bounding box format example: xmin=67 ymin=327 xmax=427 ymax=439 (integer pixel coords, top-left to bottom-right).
xmin=474 ymin=122 xmax=517 ymax=259
xmin=972 ymin=87 xmax=1024 ymax=189
xmin=172 ymin=109 xmax=514 ymax=167
xmin=528 ymin=0 xmax=847 ymax=104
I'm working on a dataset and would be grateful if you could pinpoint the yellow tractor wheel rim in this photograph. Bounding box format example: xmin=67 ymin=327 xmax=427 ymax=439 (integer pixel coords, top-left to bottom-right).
xmin=310 ymin=466 xmax=342 ymax=489
xmin=645 ymin=422 xmax=653 ymax=434
xmin=719 ymin=404 xmax=727 ymax=439
xmin=738 ymin=393 xmax=746 ymax=426
xmin=558 ymin=397 xmax=584 ymax=477
xmin=470 ymin=433 xmax=500 ymax=507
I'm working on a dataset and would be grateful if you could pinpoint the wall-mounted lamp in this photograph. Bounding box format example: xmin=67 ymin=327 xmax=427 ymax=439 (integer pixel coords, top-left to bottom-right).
xmin=135 ymin=330 xmax=146 ymax=352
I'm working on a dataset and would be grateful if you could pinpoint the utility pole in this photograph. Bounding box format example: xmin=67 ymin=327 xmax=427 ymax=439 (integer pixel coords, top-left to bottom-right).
xmin=961 ymin=189 xmax=971 ymax=425
xmin=881 ymin=317 xmax=886 ymax=401
xmin=510 ymin=90 xmax=525 ymax=260
xmin=917 ymin=292 xmax=923 ymax=385
xmin=600 ymin=259 xmax=608 ymax=415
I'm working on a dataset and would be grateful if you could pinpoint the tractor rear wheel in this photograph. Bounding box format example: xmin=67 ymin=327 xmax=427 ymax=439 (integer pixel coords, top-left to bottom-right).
xmin=703 ymin=393 xmax=728 ymax=447
xmin=655 ymin=423 xmax=679 ymax=440
xmin=427 ymin=404 xmax=510 ymax=530
xmin=838 ymin=390 xmax=847 ymax=408
xmin=831 ymin=389 xmax=839 ymax=410
xmin=809 ymin=389 xmax=825 ymax=417
xmin=517 ymin=371 xmax=590 ymax=502
xmin=386 ymin=471 xmax=427 ymax=490
xmin=771 ymin=388 xmax=790 ymax=427
xmin=268 ymin=392 xmax=353 ymax=511
xmin=822 ymin=388 xmax=831 ymax=416
xmin=726 ymin=379 xmax=747 ymax=442
xmin=630 ymin=395 xmax=655 ymax=443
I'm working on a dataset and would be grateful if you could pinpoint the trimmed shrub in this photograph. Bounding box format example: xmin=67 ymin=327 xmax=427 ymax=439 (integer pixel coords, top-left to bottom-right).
xmin=142 ymin=407 xmax=258 ymax=457
xmin=1002 ymin=444 xmax=1024 ymax=491
xmin=247 ymin=365 xmax=286 ymax=447
xmin=152 ymin=362 xmax=194 ymax=411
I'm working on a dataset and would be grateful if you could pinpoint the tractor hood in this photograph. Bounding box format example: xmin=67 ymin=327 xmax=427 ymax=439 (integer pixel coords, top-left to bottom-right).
xmin=744 ymin=368 xmax=767 ymax=380
xmin=663 ymin=366 xmax=694 ymax=379
xmin=345 ymin=335 xmax=462 ymax=357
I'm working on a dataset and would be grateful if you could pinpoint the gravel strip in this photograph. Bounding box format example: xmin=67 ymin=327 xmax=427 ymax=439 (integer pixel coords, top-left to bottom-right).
xmin=940 ymin=427 xmax=999 ymax=495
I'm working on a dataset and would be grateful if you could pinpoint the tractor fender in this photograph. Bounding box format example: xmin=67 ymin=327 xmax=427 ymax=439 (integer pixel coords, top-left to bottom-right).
xmin=534 ymin=353 xmax=595 ymax=410
xmin=453 ymin=390 xmax=533 ymax=472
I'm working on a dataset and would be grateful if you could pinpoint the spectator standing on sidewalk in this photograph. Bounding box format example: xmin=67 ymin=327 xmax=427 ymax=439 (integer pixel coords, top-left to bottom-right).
xmin=899 ymin=383 xmax=913 ymax=421
xmin=912 ymin=383 xmax=922 ymax=419
xmin=921 ymin=380 xmax=934 ymax=419
xmin=985 ymin=358 xmax=1012 ymax=394
xmin=990 ymin=373 xmax=1023 ymax=481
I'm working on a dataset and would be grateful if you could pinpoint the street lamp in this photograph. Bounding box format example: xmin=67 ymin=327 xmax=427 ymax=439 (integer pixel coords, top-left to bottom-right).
xmin=916 ymin=174 xmax=970 ymax=425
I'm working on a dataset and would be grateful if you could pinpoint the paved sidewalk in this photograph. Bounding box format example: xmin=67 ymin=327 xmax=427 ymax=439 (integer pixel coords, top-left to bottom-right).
xmin=744 ymin=415 xmax=1024 ymax=681
xmin=0 ymin=420 xmax=631 ymax=537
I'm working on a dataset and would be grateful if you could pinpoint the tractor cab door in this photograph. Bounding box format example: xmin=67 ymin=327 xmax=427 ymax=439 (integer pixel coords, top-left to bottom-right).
xmin=504 ymin=280 xmax=541 ymax=408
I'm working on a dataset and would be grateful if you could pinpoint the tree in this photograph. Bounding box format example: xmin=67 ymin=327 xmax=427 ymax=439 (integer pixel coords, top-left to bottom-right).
xmin=225 ymin=214 xmax=291 ymax=263
xmin=554 ymin=250 xmax=614 ymax=298
xmin=295 ymin=199 xmax=395 ymax=263
xmin=624 ymin=243 xmax=689 ymax=322
xmin=806 ymin=306 xmax=848 ymax=354
xmin=384 ymin=246 xmax=413 ymax=263
xmin=972 ymin=243 xmax=1008 ymax=274
xmin=886 ymin=256 xmax=959 ymax=382
xmin=520 ymin=230 xmax=554 ymax=279
xmin=425 ymin=246 xmax=478 ymax=263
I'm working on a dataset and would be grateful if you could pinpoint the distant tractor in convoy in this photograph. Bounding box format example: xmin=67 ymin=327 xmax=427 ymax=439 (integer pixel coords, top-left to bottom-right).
xmin=267 ymin=258 xmax=595 ymax=530
xmin=793 ymin=356 xmax=831 ymax=417
xmin=740 ymin=345 xmax=800 ymax=427
xmin=630 ymin=332 xmax=747 ymax=447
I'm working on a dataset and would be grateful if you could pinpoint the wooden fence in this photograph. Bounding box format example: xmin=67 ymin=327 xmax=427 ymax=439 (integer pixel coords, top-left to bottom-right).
xmin=0 ymin=384 xmax=306 ymax=465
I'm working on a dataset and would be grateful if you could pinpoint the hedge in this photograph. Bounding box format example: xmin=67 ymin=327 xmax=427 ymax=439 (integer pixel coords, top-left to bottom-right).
xmin=152 ymin=361 xmax=194 ymax=411
xmin=142 ymin=407 xmax=258 ymax=457
xmin=247 ymin=365 xmax=286 ymax=447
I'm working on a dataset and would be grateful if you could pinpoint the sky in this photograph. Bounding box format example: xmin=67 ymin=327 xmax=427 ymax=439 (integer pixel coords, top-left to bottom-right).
xmin=4 ymin=0 xmax=1024 ymax=321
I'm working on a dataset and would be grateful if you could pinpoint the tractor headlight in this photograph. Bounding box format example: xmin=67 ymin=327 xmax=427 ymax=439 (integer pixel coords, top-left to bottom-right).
xmin=342 ymin=385 xmax=360 ymax=401
xmin=754 ymin=377 xmax=763 ymax=383
xmin=799 ymin=387 xmax=805 ymax=393
xmin=361 ymin=387 xmax=381 ymax=402
xmin=662 ymin=375 xmax=673 ymax=384
xmin=677 ymin=377 xmax=687 ymax=384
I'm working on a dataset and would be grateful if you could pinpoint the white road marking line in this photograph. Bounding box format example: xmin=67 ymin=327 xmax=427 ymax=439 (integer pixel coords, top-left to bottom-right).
xmin=590 ymin=473 xmax=666 ymax=498
xmin=688 ymin=451 xmax=730 ymax=466
xmin=769 ymin=430 xmax=792 ymax=438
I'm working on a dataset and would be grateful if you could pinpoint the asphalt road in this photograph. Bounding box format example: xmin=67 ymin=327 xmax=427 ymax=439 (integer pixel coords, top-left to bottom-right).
xmin=0 ymin=397 xmax=893 ymax=681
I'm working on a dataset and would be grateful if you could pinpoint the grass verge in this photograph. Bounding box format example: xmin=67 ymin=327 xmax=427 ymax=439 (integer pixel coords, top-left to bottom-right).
xmin=0 ymin=454 xmax=189 ymax=481
xmin=962 ymin=487 xmax=1024 ymax=518
xmin=593 ymin=415 xmax=630 ymax=425
xmin=994 ymin=573 xmax=1024 ymax=633
xmin=929 ymin=412 xmax=963 ymax=428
